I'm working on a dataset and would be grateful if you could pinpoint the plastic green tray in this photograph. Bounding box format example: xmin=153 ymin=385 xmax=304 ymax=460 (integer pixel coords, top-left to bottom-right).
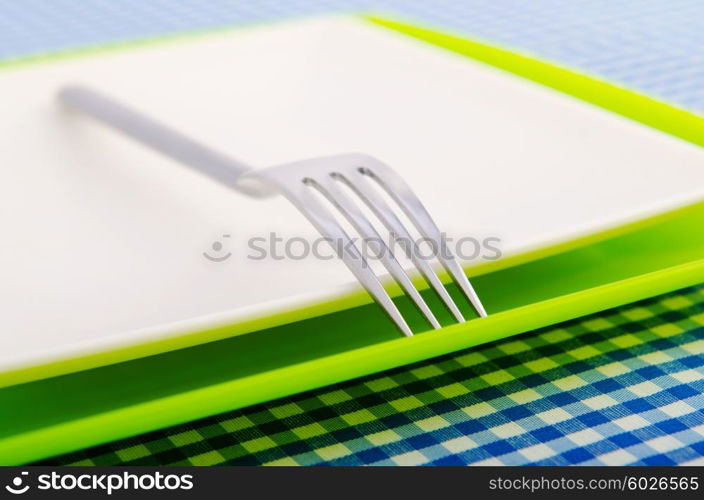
xmin=2 ymin=16 xmax=704 ymax=465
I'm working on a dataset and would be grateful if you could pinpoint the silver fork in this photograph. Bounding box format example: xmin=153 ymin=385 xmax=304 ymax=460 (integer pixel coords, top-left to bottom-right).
xmin=58 ymin=85 xmax=487 ymax=337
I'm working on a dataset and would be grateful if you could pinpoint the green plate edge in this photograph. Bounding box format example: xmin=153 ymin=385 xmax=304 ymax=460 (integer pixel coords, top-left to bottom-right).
xmin=1 ymin=15 xmax=703 ymax=464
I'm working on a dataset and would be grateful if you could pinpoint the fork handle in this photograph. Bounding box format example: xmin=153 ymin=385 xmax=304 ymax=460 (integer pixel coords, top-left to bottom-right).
xmin=58 ymin=85 xmax=274 ymax=198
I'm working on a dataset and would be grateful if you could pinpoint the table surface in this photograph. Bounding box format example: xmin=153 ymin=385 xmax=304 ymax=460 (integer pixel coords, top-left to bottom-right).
xmin=3 ymin=0 xmax=703 ymax=466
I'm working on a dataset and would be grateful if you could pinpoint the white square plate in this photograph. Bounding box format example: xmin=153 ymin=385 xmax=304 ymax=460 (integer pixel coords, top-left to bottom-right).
xmin=2 ymin=16 xmax=704 ymax=375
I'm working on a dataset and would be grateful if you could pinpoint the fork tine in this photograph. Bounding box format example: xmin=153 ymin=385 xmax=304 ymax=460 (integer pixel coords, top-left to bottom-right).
xmin=306 ymin=175 xmax=441 ymax=330
xmin=339 ymin=170 xmax=466 ymax=323
xmin=358 ymin=166 xmax=488 ymax=318
xmin=288 ymin=181 xmax=414 ymax=337
xmin=434 ymin=245 xmax=487 ymax=317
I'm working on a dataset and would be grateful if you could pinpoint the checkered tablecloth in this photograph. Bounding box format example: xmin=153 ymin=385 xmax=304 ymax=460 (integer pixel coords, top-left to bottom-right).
xmin=39 ymin=286 xmax=704 ymax=466
xmin=3 ymin=0 xmax=703 ymax=466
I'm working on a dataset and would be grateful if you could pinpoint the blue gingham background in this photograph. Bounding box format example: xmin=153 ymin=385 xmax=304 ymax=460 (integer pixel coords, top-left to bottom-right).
xmin=1 ymin=0 xmax=703 ymax=113
xmin=43 ymin=287 xmax=704 ymax=466
xmin=3 ymin=1 xmax=703 ymax=466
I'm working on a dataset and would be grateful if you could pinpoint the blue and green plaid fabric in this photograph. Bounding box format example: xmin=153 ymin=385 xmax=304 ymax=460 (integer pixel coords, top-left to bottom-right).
xmin=41 ymin=286 xmax=704 ymax=466
xmin=4 ymin=0 xmax=704 ymax=465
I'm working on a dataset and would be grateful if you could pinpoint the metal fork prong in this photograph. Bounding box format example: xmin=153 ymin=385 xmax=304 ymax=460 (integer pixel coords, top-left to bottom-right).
xmin=434 ymin=247 xmax=487 ymax=317
xmin=359 ymin=167 xmax=488 ymax=318
xmin=308 ymin=175 xmax=441 ymax=330
xmin=292 ymin=182 xmax=414 ymax=337
xmin=339 ymin=172 xmax=465 ymax=323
